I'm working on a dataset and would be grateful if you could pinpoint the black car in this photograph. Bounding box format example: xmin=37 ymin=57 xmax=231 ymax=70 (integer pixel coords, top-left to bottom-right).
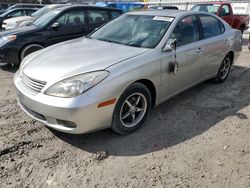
xmin=0 ymin=3 xmax=44 ymax=14
xmin=0 ymin=5 xmax=122 ymax=65
xmin=0 ymin=8 xmax=39 ymax=28
xmin=148 ymin=6 xmax=179 ymax=10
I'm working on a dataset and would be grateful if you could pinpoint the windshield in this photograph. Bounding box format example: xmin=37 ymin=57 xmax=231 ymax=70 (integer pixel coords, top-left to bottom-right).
xmin=191 ymin=4 xmax=220 ymax=14
xmin=32 ymin=9 xmax=62 ymax=27
xmin=32 ymin=6 xmax=53 ymax=18
xmin=90 ymin=14 xmax=173 ymax=48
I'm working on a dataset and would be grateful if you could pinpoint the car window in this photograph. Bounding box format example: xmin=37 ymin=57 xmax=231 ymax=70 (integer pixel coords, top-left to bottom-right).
xmin=87 ymin=9 xmax=109 ymax=24
xmin=169 ymin=15 xmax=199 ymax=47
xmin=110 ymin=11 xmax=121 ymax=19
xmin=220 ymin=5 xmax=230 ymax=16
xmin=55 ymin=9 xmax=85 ymax=26
xmin=91 ymin=14 xmax=173 ymax=48
xmin=9 ymin=10 xmax=25 ymax=17
xmin=26 ymin=9 xmax=36 ymax=16
xmin=33 ymin=9 xmax=62 ymax=27
xmin=191 ymin=4 xmax=220 ymax=14
xmin=199 ymin=15 xmax=221 ymax=39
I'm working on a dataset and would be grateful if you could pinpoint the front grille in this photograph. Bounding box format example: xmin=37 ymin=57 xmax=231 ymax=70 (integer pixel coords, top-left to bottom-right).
xmin=22 ymin=74 xmax=47 ymax=92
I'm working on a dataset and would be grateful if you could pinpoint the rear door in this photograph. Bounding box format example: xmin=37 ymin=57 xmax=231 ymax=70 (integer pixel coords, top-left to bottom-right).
xmin=49 ymin=8 xmax=88 ymax=45
xmin=86 ymin=8 xmax=110 ymax=33
xmin=198 ymin=14 xmax=229 ymax=78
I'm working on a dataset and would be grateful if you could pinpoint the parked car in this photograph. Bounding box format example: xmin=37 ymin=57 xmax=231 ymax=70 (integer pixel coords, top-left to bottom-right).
xmin=0 ymin=3 xmax=44 ymax=14
xmin=14 ymin=10 xmax=242 ymax=135
xmin=148 ymin=5 xmax=178 ymax=10
xmin=96 ymin=2 xmax=147 ymax=12
xmin=0 ymin=5 xmax=122 ymax=65
xmin=191 ymin=2 xmax=249 ymax=33
xmin=1 ymin=4 xmax=67 ymax=30
xmin=0 ymin=8 xmax=39 ymax=28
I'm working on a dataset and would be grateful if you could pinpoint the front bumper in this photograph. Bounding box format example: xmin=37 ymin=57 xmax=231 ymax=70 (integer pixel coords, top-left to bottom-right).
xmin=14 ymin=72 xmax=116 ymax=134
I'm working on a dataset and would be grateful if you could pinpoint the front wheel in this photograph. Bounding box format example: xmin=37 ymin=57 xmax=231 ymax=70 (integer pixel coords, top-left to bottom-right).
xmin=111 ymin=83 xmax=151 ymax=135
xmin=20 ymin=44 xmax=44 ymax=61
xmin=212 ymin=55 xmax=232 ymax=83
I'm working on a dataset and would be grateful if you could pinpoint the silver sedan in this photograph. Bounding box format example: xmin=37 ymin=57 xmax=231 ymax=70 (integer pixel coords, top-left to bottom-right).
xmin=14 ymin=10 xmax=242 ymax=135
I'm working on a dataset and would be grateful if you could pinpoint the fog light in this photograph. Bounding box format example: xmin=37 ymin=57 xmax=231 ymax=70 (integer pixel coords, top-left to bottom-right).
xmin=56 ymin=119 xmax=77 ymax=128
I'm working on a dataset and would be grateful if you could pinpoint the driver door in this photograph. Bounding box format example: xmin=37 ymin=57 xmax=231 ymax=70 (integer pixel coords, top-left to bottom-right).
xmin=160 ymin=15 xmax=204 ymax=101
xmin=48 ymin=8 xmax=88 ymax=45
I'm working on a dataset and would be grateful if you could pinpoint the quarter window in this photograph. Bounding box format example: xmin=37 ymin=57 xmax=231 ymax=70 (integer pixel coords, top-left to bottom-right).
xmin=169 ymin=15 xmax=199 ymax=46
xmin=199 ymin=15 xmax=221 ymax=39
xmin=88 ymin=10 xmax=109 ymax=24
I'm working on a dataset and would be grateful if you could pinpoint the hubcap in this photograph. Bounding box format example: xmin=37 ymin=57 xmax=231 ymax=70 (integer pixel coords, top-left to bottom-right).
xmin=120 ymin=93 xmax=147 ymax=128
xmin=220 ymin=58 xmax=231 ymax=80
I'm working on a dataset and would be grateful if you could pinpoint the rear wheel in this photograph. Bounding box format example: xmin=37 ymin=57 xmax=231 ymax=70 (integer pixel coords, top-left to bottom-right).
xmin=212 ymin=55 xmax=232 ymax=83
xmin=20 ymin=44 xmax=44 ymax=61
xmin=239 ymin=26 xmax=245 ymax=34
xmin=111 ymin=83 xmax=151 ymax=135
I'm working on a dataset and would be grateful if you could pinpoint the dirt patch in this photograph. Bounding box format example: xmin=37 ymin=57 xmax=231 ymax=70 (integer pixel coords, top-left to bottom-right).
xmin=0 ymin=48 xmax=250 ymax=187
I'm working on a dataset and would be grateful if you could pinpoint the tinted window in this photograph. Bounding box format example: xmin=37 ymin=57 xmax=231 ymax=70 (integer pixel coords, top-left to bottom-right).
xmin=220 ymin=5 xmax=230 ymax=16
xmin=33 ymin=9 xmax=62 ymax=27
xmin=26 ymin=9 xmax=36 ymax=16
xmin=88 ymin=9 xmax=109 ymax=24
xmin=169 ymin=15 xmax=199 ymax=46
xmin=110 ymin=11 xmax=121 ymax=19
xmin=199 ymin=15 xmax=221 ymax=39
xmin=9 ymin=10 xmax=25 ymax=17
xmin=55 ymin=9 xmax=85 ymax=26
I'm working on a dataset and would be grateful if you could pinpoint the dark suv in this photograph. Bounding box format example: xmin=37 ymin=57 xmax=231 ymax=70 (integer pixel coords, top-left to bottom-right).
xmin=0 ymin=5 xmax=122 ymax=65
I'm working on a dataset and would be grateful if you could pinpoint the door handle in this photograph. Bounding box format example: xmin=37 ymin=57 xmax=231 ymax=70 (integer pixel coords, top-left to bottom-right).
xmin=224 ymin=39 xmax=229 ymax=44
xmin=196 ymin=47 xmax=204 ymax=53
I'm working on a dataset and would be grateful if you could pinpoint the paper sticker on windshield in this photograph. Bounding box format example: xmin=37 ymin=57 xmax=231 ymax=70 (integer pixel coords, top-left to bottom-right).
xmin=153 ymin=16 xmax=174 ymax=22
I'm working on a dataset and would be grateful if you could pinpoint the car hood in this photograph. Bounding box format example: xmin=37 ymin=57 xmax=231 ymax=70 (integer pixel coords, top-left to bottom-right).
xmin=22 ymin=37 xmax=149 ymax=83
xmin=3 ymin=16 xmax=33 ymax=24
xmin=0 ymin=25 xmax=38 ymax=37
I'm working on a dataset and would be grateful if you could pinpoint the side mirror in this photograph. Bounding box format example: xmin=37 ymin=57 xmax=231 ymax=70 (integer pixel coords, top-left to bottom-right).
xmin=7 ymin=15 xmax=13 ymax=19
xmin=51 ymin=22 xmax=62 ymax=30
xmin=163 ymin=39 xmax=177 ymax=52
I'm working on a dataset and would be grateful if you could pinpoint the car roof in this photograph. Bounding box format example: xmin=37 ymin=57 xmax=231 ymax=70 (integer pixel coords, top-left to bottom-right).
xmin=55 ymin=5 xmax=122 ymax=12
xmin=127 ymin=10 xmax=188 ymax=17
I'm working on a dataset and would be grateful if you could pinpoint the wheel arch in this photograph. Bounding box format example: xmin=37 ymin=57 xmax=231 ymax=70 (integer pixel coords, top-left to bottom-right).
xmin=132 ymin=79 xmax=157 ymax=107
xmin=227 ymin=51 xmax=234 ymax=64
xmin=19 ymin=42 xmax=45 ymax=62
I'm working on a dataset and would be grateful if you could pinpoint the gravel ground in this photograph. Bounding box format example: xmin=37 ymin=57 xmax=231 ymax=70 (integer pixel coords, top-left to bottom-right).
xmin=0 ymin=38 xmax=250 ymax=188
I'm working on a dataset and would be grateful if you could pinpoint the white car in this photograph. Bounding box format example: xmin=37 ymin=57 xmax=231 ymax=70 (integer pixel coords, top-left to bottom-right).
xmin=1 ymin=4 xmax=67 ymax=30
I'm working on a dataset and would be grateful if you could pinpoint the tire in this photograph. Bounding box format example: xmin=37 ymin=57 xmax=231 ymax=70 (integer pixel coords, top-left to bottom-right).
xmin=239 ymin=26 xmax=245 ymax=34
xmin=20 ymin=44 xmax=44 ymax=61
xmin=212 ymin=55 xmax=232 ymax=83
xmin=111 ymin=83 xmax=152 ymax=135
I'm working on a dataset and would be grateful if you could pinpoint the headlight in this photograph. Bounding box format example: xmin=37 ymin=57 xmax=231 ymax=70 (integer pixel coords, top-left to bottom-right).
xmin=6 ymin=22 xmax=18 ymax=29
xmin=0 ymin=35 xmax=17 ymax=46
xmin=45 ymin=71 xmax=109 ymax=98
